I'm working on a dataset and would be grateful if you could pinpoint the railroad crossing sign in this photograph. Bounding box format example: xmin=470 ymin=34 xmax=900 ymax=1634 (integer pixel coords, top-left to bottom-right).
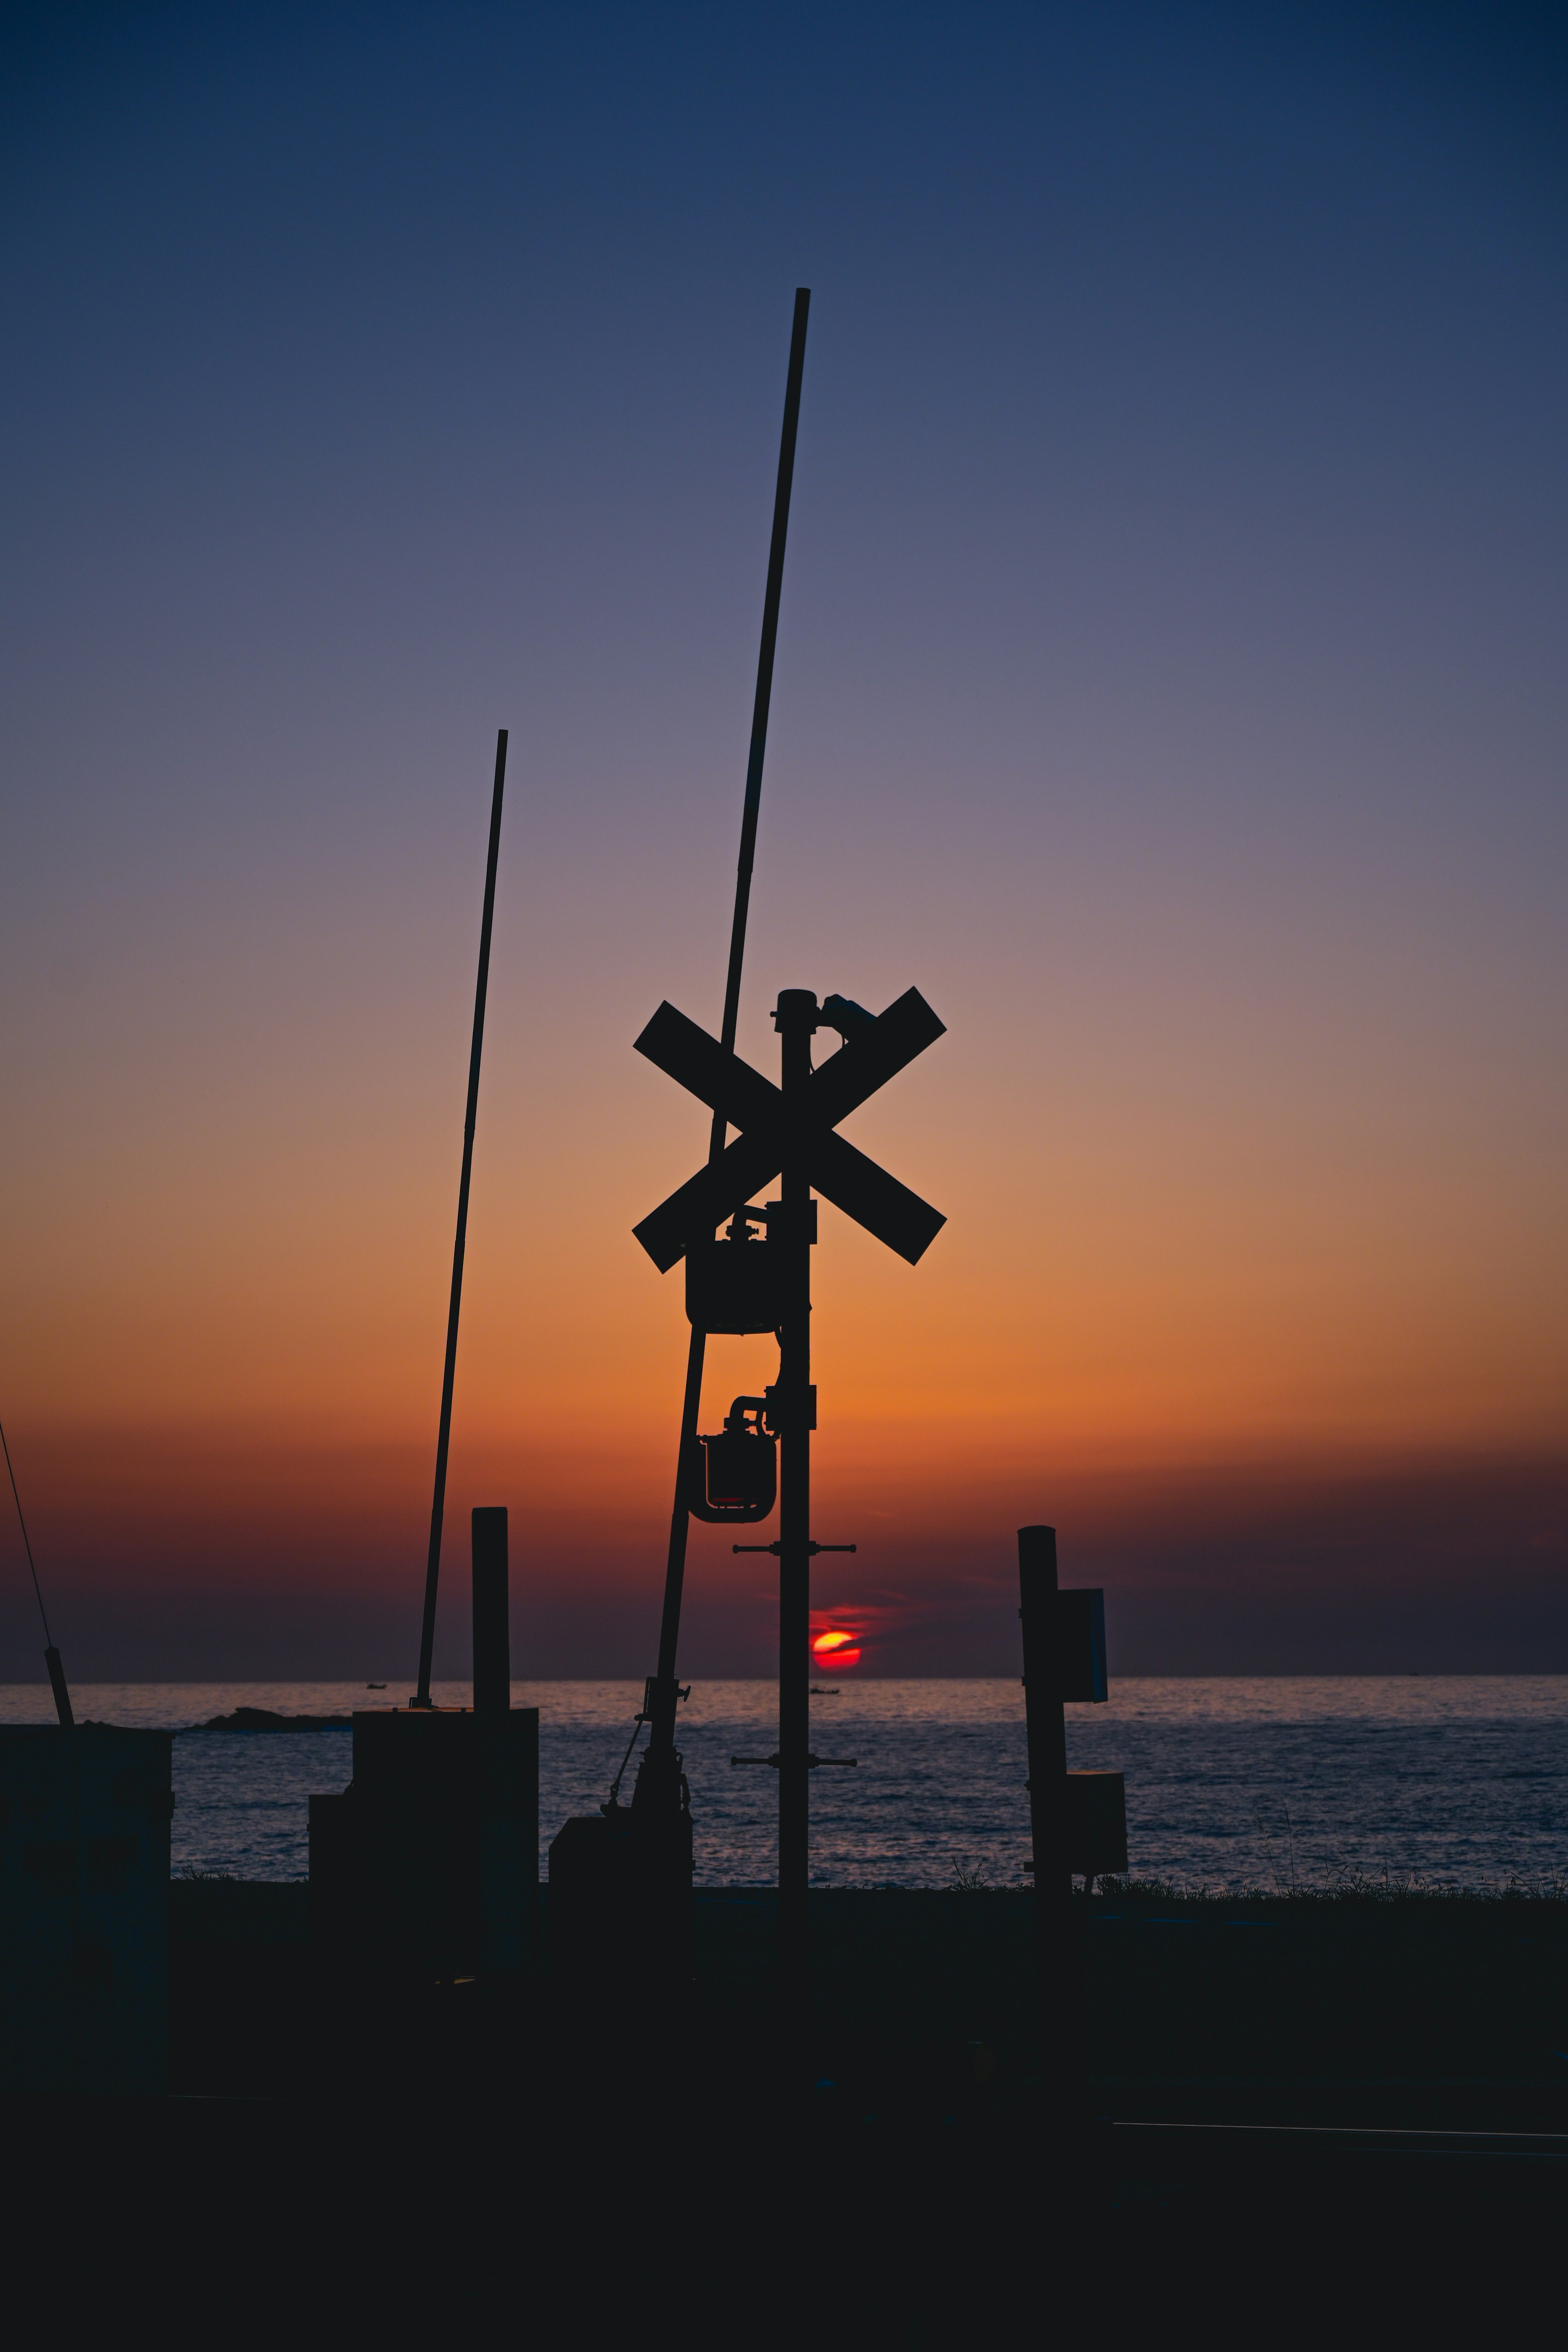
xmin=631 ymin=986 xmax=947 ymax=1270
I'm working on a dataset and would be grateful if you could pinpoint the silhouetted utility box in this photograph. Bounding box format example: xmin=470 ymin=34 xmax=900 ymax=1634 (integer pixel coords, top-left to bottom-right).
xmin=1055 ymin=1590 xmax=1108 ymax=1703
xmin=548 ymin=1804 xmax=693 ymax=1997
xmin=0 ymin=1724 xmax=172 ymax=2093
xmin=311 ymin=1708 xmax=538 ymax=1976
xmin=685 ymin=1235 xmax=786 ymax=1334
xmin=1064 ymin=1770 xmax=1127 ymax=1875
xmin=549 ymin=1811 xmax=637 ymax=1987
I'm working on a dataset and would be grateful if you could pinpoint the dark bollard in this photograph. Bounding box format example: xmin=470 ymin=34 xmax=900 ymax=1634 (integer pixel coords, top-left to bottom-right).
xmin=471 ymin=1507 xmax=536 ymax=1977
xmin=472 ymin=1506 xmax=510 ymax=1717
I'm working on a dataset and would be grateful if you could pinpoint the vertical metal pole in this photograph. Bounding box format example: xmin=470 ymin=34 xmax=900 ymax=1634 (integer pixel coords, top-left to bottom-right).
xmin=642 ymin=290 xmax=812 ymax=1777
xmin=774 ymin=989 xmax=818 ymax=2020
xmin=414 ymin=729 xmax=509 ymax=1708
xmin=1018 ymin=1523 xmax=1084 ymax=2111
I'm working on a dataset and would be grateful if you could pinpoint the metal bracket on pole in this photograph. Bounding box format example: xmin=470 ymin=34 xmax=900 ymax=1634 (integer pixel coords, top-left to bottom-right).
xmin=729 ymin=1753 xmax=858 ymax=1769
xmin=732 ymin=1542 xmax=856 ymax=1557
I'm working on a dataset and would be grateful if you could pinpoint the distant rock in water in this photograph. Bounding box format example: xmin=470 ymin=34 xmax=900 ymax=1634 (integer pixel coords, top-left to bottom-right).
xmin=196 ymin=1706 xmax=352 ymax=1732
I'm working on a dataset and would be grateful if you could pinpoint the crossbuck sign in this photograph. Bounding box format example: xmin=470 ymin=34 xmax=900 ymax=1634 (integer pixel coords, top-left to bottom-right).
xmin=631 ymin=987 xmax=947 ymax=1271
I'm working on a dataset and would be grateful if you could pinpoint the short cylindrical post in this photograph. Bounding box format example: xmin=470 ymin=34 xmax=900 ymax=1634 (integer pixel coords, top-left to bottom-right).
xmin=1018 ymin=1523 xmax=1083 ymax=2107
xmin=472 ymin=1507 xmax=510 ymax=1717
xmin=472 ymin=1505 xmax=529 ymax=1974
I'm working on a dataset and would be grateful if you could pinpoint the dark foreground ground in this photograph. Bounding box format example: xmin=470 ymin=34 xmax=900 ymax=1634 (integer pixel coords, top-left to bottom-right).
xmin=9 ymin=1884 xmax=1568 ymax=2339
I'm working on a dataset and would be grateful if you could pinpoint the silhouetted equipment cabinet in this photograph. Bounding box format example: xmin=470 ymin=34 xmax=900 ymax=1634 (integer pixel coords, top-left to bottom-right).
xmin=1018 ymin=1526 xmax=1127 ymax=1903
xmin=548 ymin=1800 xmax=693 ymax=1996
xmin=0 ymin=1724 xmax=172 ymax=2093
xmin=311 ymin=1506 xmax=537 ymax=1975
xmin=1055 ymin=1589 xmax=1108 ymax=1703
xmin=310 ymin=1706 xmax=538 ymax=1976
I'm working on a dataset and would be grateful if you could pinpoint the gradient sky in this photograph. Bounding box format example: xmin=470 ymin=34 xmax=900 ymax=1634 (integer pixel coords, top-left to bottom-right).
xmin=2 ymin=3 xmax=1565 ymax=1679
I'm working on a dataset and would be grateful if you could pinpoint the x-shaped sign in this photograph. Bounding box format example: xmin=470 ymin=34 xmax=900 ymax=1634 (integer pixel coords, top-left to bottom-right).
xmin=632 ymin=989 xmax=947 ymax=1272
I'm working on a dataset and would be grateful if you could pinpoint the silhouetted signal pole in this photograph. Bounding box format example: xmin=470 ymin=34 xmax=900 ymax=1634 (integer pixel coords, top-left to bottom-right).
xmin=633 ymin=986 xmax=946 ymax=2021
xmin=774 ymin=987 xmax=817 ymax=1994
xmin=1018 ymin=1522 xmax=1111 ymax=2118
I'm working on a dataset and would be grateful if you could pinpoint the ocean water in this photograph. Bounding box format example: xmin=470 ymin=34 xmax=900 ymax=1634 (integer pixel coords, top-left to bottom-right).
xmin=3 ymin=1677 xmax=1566 ymax=1891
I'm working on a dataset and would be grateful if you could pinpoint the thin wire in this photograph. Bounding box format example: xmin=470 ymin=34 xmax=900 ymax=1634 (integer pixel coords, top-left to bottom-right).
xmin=0 ymin=1416 xmax=52 ymax=1646
xmin=606 ymin=1711 xmax=648 ymax=1808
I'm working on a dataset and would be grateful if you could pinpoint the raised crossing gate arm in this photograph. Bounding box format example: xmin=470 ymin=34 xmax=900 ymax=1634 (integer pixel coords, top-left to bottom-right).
xmin=633 ymin=289 xmax=812 ymax=1817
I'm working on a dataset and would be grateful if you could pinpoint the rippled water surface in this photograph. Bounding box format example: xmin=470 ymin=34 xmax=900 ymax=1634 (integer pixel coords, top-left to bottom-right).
xmin=4 ymin=1677 xmax=1566 ymax=1889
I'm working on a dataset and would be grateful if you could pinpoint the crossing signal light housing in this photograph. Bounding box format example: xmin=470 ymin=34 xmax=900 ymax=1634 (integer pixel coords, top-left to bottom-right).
xmin=684 ymin=1203 xmax=811 ymax=1335
xmin=687 ymin=1396 xmax=777 ymax=1523
xmin=684 ymin=1227 xmax=784 ymax=1335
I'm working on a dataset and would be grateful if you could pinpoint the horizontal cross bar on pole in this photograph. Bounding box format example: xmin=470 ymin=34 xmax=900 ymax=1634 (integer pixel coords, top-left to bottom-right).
xmin=726 ymin=1752 xmax=858 ymax=1768
xmin=732 ymin=1541 xmax=857 ymax=1555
